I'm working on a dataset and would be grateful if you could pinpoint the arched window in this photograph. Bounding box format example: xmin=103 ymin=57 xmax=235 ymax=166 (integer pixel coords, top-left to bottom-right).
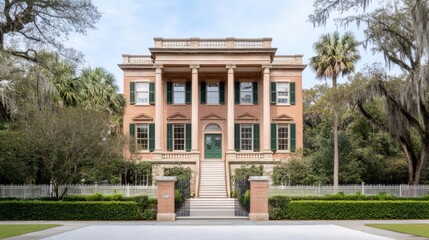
xmin=205 ymin=123 xmax=221 ymax=132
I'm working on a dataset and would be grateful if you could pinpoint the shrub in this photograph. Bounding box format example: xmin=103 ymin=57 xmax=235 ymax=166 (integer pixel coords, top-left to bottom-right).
xmin=242 ymin=190 xmax=250 ymax=211
xmin=164 ymin=166 xmax=192 ymax=181
xmin=0 ymin=201 xmax=142 ymax=220
xmin=268 ymin=195 xmax=429 ymax=220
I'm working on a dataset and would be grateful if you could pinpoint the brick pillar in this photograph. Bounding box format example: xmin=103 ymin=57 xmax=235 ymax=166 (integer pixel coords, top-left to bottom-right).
xmin=156 ymin=176 xmax=176 ymax=221
xmin=249 ymin=176 xmax=269 ymax=221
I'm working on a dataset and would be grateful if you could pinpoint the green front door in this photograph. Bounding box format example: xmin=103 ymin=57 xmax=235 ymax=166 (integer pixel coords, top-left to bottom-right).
xmin=204 ymin=134 xmax=222 ymax=159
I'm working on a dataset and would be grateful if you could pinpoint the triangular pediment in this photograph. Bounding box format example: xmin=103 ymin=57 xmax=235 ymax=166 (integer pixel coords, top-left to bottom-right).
xmin=236 ymin=113 xmax=258 ymax=121
xmin=273 ymin=114 xmax=294 ymax=122
xmin=132 ymin=113 xmax=153 ymax=122
xmin=167 ymin=113 xmax=190 ymax=121
xmin=201 ymin=113 xmax=225 ymax=121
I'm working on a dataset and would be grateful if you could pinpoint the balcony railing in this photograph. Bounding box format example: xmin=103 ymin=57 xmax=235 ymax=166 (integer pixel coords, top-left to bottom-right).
xmin=272 ymin=55 xmax=303 ymax=65
xmin=235 ymin=152 xmax=265 ymax=161
xmin=153 ymin=37 xmax=272 ymax=49
xmin=122 ymin=55 xmax=153 ymax=64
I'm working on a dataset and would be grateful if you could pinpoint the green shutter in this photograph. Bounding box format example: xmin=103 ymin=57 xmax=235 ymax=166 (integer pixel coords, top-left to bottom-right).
xmin=129 ymin=123 xmax=135 ymax=138
xmin=167 ymin=82 xmax=172 ymax=104
xmin=253 ymin=123 xmax=260 ymax=152
xmin=234 ymin=81 xmax=240 ymax=104
xmin=130 ymin=82 xmax=135 ymax=105
xmin=270 ymin=82 xmax=276 ymax=104
xmin=219 ymin=82 xmax=225 ymax=104
xmin=149 ymin=123 xmax=155 ymax=152
xmin=167 ymin=124 xmax=173 ymax=151
xmin=290 ymin=82 xmax=296 ymax=105
xmin=252 ymin=82 xmax=258 ymax=104
xmin=234 ymin=123 xmax=240 ymax=152
xmin=149 ymin=82 xmax=155 ymax=105
xmin=200 ymin=82 xmax=206 ymax=104
xmin=290 ymin=123 xmax=296 ymax=152
xmin=185 ymin=82 xmax=191 ymax=104
xmin=185 ymin=124 xmax=191 ymax=152
xmin=271 ymin=123 xmax=277 ymax=152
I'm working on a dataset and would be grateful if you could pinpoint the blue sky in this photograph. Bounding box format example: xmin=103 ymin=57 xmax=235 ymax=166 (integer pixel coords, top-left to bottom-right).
xmin=66 ymin=0 xmax=390 ymax=93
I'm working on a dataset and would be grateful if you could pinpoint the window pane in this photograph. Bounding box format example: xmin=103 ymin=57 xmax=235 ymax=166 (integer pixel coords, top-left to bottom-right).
xmin=207 ymin=82 xmax=219 ymax=104
xmin=174 ymin=91 xmax=185 ymax=104
xmin=136 ymin=82 xmax=149 ymax=91
xmin=240 ymin=82 xmax=252 ymax=91
xmin=206 ymin=136 xmax=211 ymax=150
xmin=240 ymin=92 xmax=252 ymax=103
xmin=173 ymin=82 xmax=185 ymax=104
xmin=240 ymin=124 xmax=253 ymax=151
xmin=215 ymin=136 xmax=221 ymax=150
xmin=277 ymin=83 xmax=289 ymax=92
xmin=136 ymin=92 xmax=149 ymax=104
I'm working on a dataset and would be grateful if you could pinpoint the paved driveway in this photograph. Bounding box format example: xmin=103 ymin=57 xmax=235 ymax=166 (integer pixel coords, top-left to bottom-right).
xmin=42 ymin=225 xmax=392 ymax=240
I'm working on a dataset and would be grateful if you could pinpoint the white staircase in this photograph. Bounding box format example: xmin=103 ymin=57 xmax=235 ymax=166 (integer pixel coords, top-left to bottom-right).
xmin=199 ymin=160 xmax=227 ymax=198
xmin=176 ymin=160 xmax=248 ymax=219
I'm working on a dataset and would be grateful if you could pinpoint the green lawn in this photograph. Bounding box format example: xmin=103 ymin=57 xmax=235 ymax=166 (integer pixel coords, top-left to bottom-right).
xmin=0 ymin=224 xmax=61 ymax=239
xmin=366 ymin=224 xmax=429 ymax=238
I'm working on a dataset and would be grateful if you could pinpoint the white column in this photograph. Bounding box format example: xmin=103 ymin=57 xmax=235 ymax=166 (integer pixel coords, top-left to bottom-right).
xmin=262 ymin=65 xmax=271 ymax=152
xmin=226 ymin=65 xmax=236 ymax=152
xmin=155 ymin=65 xmax=163 ymax=152
xmin=190 ymin=65 xmax=199 ymax=152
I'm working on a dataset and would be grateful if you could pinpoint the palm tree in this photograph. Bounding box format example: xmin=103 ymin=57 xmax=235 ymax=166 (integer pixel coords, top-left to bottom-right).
xmin=310 ymin=31 xmax=360 ymax=186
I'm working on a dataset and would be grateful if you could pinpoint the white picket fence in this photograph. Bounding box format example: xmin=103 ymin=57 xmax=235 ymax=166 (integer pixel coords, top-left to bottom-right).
xmin=269 ymin=184 xmax=429 ymax=197
xmin=0 ymin=184 xmax=157 ymax=199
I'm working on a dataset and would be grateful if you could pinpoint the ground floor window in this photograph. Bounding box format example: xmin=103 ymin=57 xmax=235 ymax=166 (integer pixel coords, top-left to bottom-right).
xmin=136 ymin=124 xmax=149 ymax=150
xmin=240 ymin=124 xmax=253 ymax=150
xmin=277 ymin=124 xmax=289 ymax=150
xmin=173 ymin=124 xmax=185 ymax=150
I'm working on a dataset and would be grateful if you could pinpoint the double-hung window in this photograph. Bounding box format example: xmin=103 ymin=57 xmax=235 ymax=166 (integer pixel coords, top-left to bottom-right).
xmin=240 ymin=124 xmax=253 ymax=151
xmin=240 ymin=82 xmax=253 ymax=104
xmin=277 ymin=124 xmax=289 ymax=151
xmin=136 ymin=82 xmax=149 ymax=104
xmin=173 ymin=124 xmax=185 ymax=150
xmin=277 ymin=82 xmax=289 ymax=104
xmin=136 ymin=124 xmax=149 ymax=150
xmin=173 ymin=82 xmax=186 ymax=104
xmin=206 ymin=82 xmax=219 ymax=104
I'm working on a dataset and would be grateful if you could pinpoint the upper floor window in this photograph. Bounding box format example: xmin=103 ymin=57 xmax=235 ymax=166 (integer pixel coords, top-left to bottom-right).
xmin=240 ymin=82 xmax=253 ymax=104
xmin=271 ymin=81 xmax=295 ymax=105
xmin=206 ymin=82 xmax=219 ymax=104
xmin=277 ymin=82 xmax=289 ymax=104
xmin=173 ymin=82 xmax=186 ymax=104
xmin=136 ymin=82 xmax=149 ymax=104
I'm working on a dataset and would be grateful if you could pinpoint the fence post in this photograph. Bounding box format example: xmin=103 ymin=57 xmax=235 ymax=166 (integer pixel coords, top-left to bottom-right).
xmin=249 ymin=176 xmax=269 ymax=221
xmin=49 ymin=181 xmax=53 ymax=197
xmin=156 ymin=176 xmax=177 ymax=221
xmin=399 ymin=184 xmax=402 ymax=197
xmin=126 ymin=184 xmax=130 ymax=197
xmin=361 ymin=182 xmax=365 ymax=195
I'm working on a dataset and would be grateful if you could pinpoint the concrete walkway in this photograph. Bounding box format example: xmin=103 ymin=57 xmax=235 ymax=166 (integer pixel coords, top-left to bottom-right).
xmin=1 ymin=220 xmax=428 ymax=240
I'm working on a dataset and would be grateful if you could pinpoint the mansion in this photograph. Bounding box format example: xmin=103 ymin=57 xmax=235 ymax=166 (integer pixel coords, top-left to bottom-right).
xmin=119 ymin=37 xmax=305 ymax=199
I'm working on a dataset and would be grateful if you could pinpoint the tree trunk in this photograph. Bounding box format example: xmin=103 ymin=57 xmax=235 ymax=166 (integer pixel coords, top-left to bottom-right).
xmin=332 ymin=75 xmax=339 ymax=187
xmin=0 ymin=32 xmax=3 ymax=50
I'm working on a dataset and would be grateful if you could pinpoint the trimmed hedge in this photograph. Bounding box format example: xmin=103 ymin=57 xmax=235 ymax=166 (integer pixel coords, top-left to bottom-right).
xmin=269 ymin=197 xmax=429 ymax=220
xmin=0 ymin=201 xmax=142 ymax=220
xmin=0 ymin=194 xmax=157 ymax=220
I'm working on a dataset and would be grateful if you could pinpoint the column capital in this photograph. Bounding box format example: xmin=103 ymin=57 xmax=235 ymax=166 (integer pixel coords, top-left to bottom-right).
xmin=262 ymin=65 xmax=271 ymax=73
xmin=189 ymin=64 xmax=200 ymax=69
xmin=226 ymin=64 xmax=236 ymax=69
xmin=154 ymin=64 xmax=163 ymax=74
